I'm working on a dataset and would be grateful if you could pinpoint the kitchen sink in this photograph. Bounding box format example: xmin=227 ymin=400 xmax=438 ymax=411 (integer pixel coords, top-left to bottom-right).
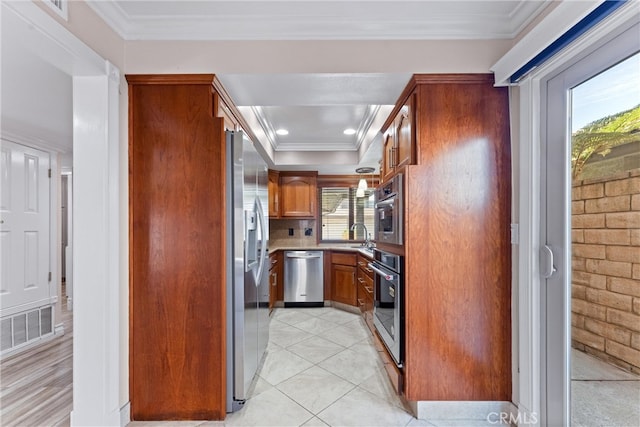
xmin=351 ymin=245 xmax=374 ymax=254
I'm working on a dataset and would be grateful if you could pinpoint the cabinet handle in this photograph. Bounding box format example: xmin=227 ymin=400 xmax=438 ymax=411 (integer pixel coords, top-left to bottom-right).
xmin=391 ymin=147 xmax=397 ymax=168
xmin=364 ymin=286 xmax=373 ymax=294
xmin=365 ymin=267 xmax=373 ymax=273
xmin=357 ymin=277 xmax=365 ymax=284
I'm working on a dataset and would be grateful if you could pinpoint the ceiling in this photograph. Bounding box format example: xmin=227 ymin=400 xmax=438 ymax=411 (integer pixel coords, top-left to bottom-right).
xmin=2 ymin=1 xmax=550 ymax=174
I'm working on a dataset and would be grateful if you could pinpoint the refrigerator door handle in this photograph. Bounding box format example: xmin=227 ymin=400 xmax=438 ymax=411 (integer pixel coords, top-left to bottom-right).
xmin=254 ymin=197 xmax=268 ymax=286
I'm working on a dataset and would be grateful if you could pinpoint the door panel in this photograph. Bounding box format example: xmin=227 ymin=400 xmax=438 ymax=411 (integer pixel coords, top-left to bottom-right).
xmin=0 ymin=140 xmax=50 ymax=312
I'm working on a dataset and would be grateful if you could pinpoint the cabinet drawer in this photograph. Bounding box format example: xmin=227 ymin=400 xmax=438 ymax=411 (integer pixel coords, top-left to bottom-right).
xmin=332 ymin=252 xmax=357 ymax=266
xmin=269 ymin=254 xmax=278 ymax=271
xmin=358 ymin=273 xmax=373 ymax=290
xmin=357 ymin=255 xmax=374 ymax=278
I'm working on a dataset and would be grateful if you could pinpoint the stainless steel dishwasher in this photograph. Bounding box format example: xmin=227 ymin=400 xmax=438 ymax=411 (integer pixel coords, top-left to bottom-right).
xmin=284 ymin=251 xmax=324 ymax=307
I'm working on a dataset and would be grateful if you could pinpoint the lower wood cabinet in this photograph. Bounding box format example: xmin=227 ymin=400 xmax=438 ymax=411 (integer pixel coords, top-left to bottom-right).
xmin=330 ymin=251 xmax=357 ymax=306
xmin=356 ymin=254 xmax=374 ymax=324
xmin=268 ymin=251 xmax=283 ymax=313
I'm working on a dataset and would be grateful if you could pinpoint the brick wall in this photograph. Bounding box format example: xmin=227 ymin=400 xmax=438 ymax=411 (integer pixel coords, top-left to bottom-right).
xmin=571 ymin=169 xmax=640 ymax=373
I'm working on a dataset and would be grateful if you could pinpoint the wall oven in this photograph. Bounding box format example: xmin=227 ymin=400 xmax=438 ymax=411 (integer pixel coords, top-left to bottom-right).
xmin=374 ymin=173 xmax=403 ymax=245
xmin=369 ymin=249 xmax=404 ymax=366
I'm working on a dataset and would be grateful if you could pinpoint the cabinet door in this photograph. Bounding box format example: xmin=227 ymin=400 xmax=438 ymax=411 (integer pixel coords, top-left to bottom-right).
xmin=276 ymin=251 xmax=284 ymax=301
xmin=395 ymin=96 xmax=414 ymax=169
xmin=280 ymin=175 xmax=317 ymax=218
xmin=332 ymin=264 xmax=357 ymax=306
xmin=381 ymin=131 xmax=396 ymax=183
xmin=268 ymin=170 xmax=280 ymax=218
xmin=269 ymin=267 xmax=277 ymax=313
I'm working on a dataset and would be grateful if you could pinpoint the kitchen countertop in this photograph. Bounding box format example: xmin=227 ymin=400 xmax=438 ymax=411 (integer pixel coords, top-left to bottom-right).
xmin=268 ymin=243 xmax=374 ymax=259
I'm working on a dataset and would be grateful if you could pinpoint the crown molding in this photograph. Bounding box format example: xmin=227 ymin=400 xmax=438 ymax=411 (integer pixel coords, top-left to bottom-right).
xmin=86 ymin=1 xmax=548 ymax=41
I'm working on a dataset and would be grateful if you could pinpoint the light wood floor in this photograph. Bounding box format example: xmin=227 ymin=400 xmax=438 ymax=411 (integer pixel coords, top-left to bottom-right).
xmin=0 ymin=296 xmax=72 ymax=427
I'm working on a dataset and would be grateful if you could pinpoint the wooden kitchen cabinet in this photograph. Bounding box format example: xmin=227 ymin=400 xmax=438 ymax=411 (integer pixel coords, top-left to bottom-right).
xmin=279 ymin=171 xmax=318 ymax=218
xmin=330 ymin=251 xmax=357 ymax=306
xmin=380 ymin=95 xmax=414 ymax=183
xmin=127 ymin=74 xmax=255 ymax=421
xmin=381 ymin=131 xmax=395 ymax=183
xmin=268 ymin=170 xmax=280 ymax=218
xmin=383 ymin=74 xmax=512 ymax=403
xmin=356 ymin=253 xmax=374 ymax=329
xmin=268 ymin=251 xmax=282 ymax=313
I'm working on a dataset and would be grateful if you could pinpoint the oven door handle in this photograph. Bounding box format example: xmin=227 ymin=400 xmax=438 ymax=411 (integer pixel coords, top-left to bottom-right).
xmin=375 ymin=197 xmax=395 ymax=208
xmin=368 ymin=263 xmax=394 ymax=281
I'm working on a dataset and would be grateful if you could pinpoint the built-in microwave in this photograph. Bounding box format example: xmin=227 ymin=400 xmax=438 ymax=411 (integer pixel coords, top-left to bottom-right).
xmin=374 ymin=173 xmax=403 ymax=246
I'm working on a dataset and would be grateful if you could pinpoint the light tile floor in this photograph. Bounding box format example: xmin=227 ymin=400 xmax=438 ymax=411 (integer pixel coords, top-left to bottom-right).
xmin=571 ymin=349 xmax=640 ymax=427
xmin=128 ymin=307 xmax=496 ymax=427
xmin=128 ymin=308 xmax=640 ymax=427
xmin=225 ymin=307 xmax=416 ymax=427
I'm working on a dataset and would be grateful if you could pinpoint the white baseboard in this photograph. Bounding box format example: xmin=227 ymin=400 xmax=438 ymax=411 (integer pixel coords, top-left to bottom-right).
xmin=120 ymin=401 xmax=130 ymax=426
xmin=411 ymin=400 xmax=518 ymax=423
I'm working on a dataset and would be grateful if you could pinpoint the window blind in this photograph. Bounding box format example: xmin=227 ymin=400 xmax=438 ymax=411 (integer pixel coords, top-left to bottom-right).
xmin=320 ymin=187 xmax=375 ymax=242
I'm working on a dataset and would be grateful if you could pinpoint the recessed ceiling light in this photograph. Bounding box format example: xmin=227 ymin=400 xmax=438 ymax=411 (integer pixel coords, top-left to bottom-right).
xmin=343 ymin=128 xmax=357 ymax=135
xmin=276 ymin=129 xmax=289 ymax=136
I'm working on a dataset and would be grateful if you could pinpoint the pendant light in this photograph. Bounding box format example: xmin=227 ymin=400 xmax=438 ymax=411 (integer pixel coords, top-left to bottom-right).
xmin=356 ymin=167 xmax=375 ymax=197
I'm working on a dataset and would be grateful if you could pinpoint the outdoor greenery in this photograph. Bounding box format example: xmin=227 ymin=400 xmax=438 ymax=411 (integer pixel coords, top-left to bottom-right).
xmin=571 ymin=105 xmax=640 ymax=179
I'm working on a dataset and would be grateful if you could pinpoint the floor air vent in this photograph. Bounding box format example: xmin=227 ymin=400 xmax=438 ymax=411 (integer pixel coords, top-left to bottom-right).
xmin=0 ymin=306 xmax=54 ymax=355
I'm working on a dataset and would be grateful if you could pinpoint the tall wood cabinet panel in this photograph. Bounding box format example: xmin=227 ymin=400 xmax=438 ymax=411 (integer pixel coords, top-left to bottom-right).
xmin=127 ymin=74 xmax=227 ymax=420
xmin=401 ymin=74 xmax=512 ymax=402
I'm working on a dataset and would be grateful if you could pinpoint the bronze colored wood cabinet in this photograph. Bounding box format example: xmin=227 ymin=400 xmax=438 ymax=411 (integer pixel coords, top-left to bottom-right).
xmin=380 ymin=95 xmax=415 ymax=183
xmin=331 ymin=251 xmax=357 ymax=306
xmin=127 ymin=74 xmax=232 ymax=420
xmin=394 ymin=74 xmax=511 ymax=403
xmin=268 ymin=251 xmax=283 ymax=313
xmin=279 ymin=172 xmax=318 ymax=218
xmin=268 ymin=170 xmax=280 ymax=218
xmin=356 ymin=254 xmax=374 ymax=322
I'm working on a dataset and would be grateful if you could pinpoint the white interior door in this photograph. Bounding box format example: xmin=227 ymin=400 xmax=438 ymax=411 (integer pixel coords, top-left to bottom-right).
xmin=0 ymin=139 xmax=51 ymax=313
xmin=541 ymin=23 xmax=639 ymax=426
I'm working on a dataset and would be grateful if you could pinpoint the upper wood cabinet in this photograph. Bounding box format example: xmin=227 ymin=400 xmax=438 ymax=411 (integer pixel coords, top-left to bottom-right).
xmin=268 ymin=170 xmax=280 ymax=218
xmin=279 ymin=172 xmax=318 ymax=218
xmin=381 ymin=131 xmax=395 ymax=183
xmin=395 ymin=98 xmax=414 ymax=169
xmin=380 ymin=95 xmax=415 ymax=182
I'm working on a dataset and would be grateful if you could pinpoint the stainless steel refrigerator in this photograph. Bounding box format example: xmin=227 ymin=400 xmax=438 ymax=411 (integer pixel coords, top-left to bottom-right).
xmin=225 ymin=131 xmax=270 ymax=412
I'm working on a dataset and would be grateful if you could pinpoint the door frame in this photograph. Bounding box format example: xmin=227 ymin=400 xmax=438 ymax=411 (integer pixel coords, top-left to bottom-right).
xmin=3 ymin=2 xmax=123 ymax=425
xmin=503 ymin=4 xmax=639 ymax=425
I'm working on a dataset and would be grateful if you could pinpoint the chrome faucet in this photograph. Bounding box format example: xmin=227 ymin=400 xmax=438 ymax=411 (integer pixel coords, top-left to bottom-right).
xmin=350 ymin=223 xmax=373 ymax=249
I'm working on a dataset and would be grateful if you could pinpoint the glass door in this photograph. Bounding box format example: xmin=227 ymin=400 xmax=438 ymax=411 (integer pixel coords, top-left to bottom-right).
xmin=542 ymin=23 xmax=639 ymax=426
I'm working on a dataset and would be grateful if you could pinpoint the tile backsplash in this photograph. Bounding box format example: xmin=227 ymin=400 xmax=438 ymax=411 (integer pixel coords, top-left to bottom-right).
xmin=269 ymin=219 xmax=316 ymax=247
